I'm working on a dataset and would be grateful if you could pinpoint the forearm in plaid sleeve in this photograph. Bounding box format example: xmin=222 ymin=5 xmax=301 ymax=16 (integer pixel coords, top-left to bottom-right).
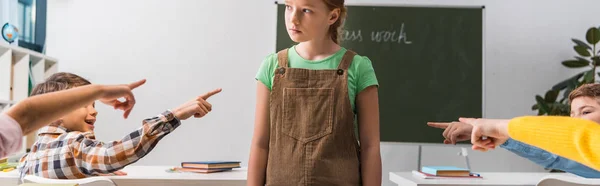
xmin=69 ymin=110 xmax=181 ymax=175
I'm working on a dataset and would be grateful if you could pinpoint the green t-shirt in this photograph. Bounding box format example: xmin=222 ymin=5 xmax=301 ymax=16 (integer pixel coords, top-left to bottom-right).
xmin=255 ymin=45 xmax=379 ymax=112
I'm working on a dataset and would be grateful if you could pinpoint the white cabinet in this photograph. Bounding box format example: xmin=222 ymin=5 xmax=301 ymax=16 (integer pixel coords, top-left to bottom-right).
xmin=0 ymin=43 xmax=58 ymax=153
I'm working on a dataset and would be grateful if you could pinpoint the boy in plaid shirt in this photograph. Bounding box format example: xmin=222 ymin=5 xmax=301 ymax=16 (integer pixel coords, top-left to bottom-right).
xmin=1 ymin=78 xmax=143 ymax=158
xmin=18 ymin=73 xmax=221 ymax=179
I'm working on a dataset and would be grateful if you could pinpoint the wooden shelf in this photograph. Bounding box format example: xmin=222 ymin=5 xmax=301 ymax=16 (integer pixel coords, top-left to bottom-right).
xmin=0 ymin=42 xmax=58 ymax=63
xmin=0 ymin=42 xmax=59 ymax=154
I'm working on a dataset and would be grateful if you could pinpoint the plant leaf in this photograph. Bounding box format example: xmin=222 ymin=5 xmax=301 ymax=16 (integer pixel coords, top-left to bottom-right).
xmin=549 ymin=105 xmax=558 ymax=115
xmin=562 ymin=60 xmax=589 ymax=68
xmin=593 ymin=56 xmax=600 ymax=66
xmin=532 ymin=103 xmax=539 ymax=110
xmin=562 ymin=88 xmax=573 ymax=103
xmin=544 ymin=90 xmax=559 ymax=103
xmin=549 ymin=104 xmax=565 ymax=116
xmin=569 ymin=77 xmax=581 ymax=87
xmin=574 ymin=46 xmax=591 ymax=56
xmin=575 ymin=56 xmax=592 ymax=63
xmin=550 ymin=103 xmax=570 ymax=116
xmin=560 ymin=104 xmax=571 ymax=116
xmin=559 ymin=96 xmax=567 ymax=104
xmin=572 ymin=39 xmax=592 ymax=50
xmin=562 ymin=78 xmax=580 ymax=99
xmin=584 ymin=69 xmax=595 ymax=83
xmin=536 ymin=95 xmax=550 ymax=114
xmin=586 ymin=27 xmax=600 ymax=44
xmin=552 ymin=72 xmax=584 ymax=90
xmin=575 ymin=56 xmax=593 ymax=66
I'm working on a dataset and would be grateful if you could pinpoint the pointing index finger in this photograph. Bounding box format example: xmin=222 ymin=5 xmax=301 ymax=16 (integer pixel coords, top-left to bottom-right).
xmin=200 ymin=88 xmax=222 ymax=100
xmin=427 ymin=122 xmax=450 ymax=129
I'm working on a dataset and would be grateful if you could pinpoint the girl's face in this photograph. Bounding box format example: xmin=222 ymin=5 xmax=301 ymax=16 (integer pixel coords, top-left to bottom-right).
xmin=284 ymin=0 xmax=340 ymax=43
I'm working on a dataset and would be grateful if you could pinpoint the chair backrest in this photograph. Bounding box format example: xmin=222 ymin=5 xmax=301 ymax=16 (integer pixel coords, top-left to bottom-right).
xmin=537 ymin=175 xmax=600 ymax=186
xmin=22 ymin=175 xmax=116 ymax=186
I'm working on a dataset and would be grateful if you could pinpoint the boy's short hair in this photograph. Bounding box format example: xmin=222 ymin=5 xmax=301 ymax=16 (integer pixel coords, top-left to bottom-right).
xmin=568 ymin=83 xmax=600 ymax=104
xmin=30 ymin=72 xmax=91 ymax=96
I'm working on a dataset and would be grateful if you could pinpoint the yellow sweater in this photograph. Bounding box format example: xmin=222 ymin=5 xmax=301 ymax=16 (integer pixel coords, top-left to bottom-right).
xmin=508 ymin=116 xmax=600 ymax=171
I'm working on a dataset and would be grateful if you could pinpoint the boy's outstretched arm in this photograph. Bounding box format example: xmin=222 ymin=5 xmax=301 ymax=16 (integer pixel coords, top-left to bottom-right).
xmin=1 ymin=80 xmax=145 ymax=158
xmin=6 ymin=79 xmax=146 ymax=135
xmin=466 ymin=116 xmax=600 ymax=172
xmin=427 ymin=122 xmax=600 ymax=178
xmin=69 ymin=89 xmax=222 ymax=176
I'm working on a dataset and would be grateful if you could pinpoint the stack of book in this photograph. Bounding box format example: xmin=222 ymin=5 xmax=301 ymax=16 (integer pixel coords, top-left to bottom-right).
xmin=412 ymin=166 xmax=482 ymax=179
xmin=173 ymin=161 xmax=241 ymax=174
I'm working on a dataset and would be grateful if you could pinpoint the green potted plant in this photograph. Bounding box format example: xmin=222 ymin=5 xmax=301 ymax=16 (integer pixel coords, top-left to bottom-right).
xmin=532 ymin=26 xmax=600 ymax=116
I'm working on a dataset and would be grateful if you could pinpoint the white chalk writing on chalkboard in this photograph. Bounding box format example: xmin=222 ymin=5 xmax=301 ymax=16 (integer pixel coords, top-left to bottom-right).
xmin=371 ymin=23 xmax=412 ymax=44
xmin=341 ymin=30 xmax=363 ymax=42
xmin=342 ymin=23 xmax=412 ymax=44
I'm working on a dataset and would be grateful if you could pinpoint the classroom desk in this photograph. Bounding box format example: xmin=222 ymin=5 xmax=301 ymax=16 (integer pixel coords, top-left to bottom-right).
xmin=0 ymin=166 xmax=247 ymax=186
xmin=389 ymin=172 xmax=578 ymax=186
xmin=0 ymin=168 xmax=20 ymax=186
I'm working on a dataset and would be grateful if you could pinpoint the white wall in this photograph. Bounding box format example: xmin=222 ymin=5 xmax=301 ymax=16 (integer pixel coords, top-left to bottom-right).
xmin=46 ymin=0 xmax=600 ymax=185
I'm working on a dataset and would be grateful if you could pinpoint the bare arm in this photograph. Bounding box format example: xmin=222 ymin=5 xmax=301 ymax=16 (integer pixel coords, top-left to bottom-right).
xmin=6 ymin=80 xmax=145 ymax=135
xmin=357 ymin=85 xmax=382 ymax=186
xmin=247 ymin=82 xmax=271 ymax=186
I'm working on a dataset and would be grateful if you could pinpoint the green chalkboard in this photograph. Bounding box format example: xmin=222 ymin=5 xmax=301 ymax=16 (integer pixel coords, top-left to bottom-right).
xmin=275 ymin=4 xmax=483 ymax=143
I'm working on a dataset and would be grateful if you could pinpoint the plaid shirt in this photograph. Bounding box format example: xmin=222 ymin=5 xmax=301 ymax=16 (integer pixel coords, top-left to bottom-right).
xmin=17 ymin=110 xmax=180 ymax=179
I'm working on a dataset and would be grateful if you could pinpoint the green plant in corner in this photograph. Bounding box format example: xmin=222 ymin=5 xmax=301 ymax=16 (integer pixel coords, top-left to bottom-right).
xmin=532 ymin=26 xmax=600 ymax=116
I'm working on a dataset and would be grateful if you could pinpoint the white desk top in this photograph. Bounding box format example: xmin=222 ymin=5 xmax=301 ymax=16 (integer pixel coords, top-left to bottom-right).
xmin=0 ymin=166 xmax=247 ymax=186
xmin=110 ymin=165 xmax=247 ymax=180
xmin=390 ymin=172 xmax=578 ymax=186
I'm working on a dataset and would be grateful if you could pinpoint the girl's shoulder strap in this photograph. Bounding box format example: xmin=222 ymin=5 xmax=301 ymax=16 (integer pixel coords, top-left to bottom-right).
xmin=337 ymin=49 xmax=357 ymax=70
xmin=276 ymin=49 xmax=289 ymax=68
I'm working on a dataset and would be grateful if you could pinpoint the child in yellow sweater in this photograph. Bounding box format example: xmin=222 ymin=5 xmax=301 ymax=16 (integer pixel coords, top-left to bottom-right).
xmin=459 ymin=84 xmax=600 ymax=171
xmin=428 ymin=83 xmax=600 ymax=176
